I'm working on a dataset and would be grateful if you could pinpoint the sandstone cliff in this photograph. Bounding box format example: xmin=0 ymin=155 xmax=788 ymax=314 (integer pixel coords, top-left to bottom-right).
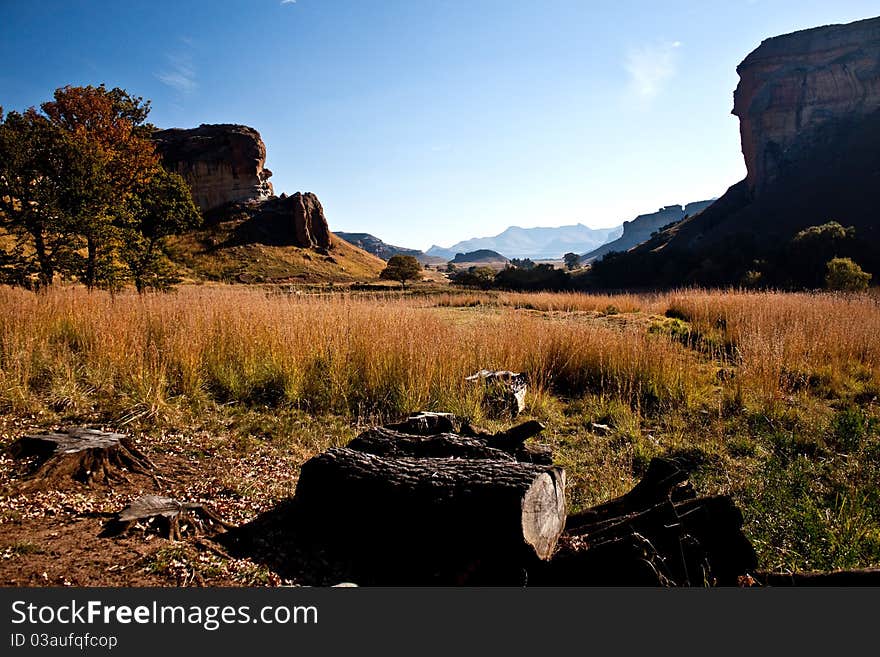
xmin=153 ymin=124 xmax=274 ymax=211
xmin=153 ymin=124 xmax=334 ymax=251
xmin=590 ymin=16 xmax=880 ymax=289
xmin=733 ymin=16 xmax=880 ymax=192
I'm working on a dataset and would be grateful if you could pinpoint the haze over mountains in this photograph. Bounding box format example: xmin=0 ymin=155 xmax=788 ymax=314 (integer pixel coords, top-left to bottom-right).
xmin=426 ymin=224 xmax=623 ymax=261
xmin=143 ymin=16 xmax=880 ymax=288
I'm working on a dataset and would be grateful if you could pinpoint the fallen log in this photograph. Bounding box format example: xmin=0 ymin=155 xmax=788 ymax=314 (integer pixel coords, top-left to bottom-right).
xmin=566 ymin=458 xmax=694 ymax=531
xmin=385 ymin=412 xmax=472 ymax=436
xmin=347 ymin=426 xmax=552 ymax=464
xmin=347 ymin=427 xmax=516 ymax=461
xmin=7 ymin=428 xmax=156 ymax=490
xmin=293 ymin=447 xmax=566 ymax=583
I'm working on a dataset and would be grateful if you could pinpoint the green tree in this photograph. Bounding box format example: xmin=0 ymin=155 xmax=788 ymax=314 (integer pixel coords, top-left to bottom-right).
xmin=120 ymin=168 xmax=201 ymax=292
xmin=0 ymin=109 xmax=79 ymax=288
xmin=450 ymin=266 xmax=496 ymax=289
xmin=563 ymin=252 xmax=582 ymax=270
xmin=510 ymin=258 xmax=536 ymax=270
xmin=380 ymin=254 xmax=423 ymax=289
xmin=825 ymin=257 xmax=871 ymax=292
xmin=789 ymin=221 xmax=857 ymax=288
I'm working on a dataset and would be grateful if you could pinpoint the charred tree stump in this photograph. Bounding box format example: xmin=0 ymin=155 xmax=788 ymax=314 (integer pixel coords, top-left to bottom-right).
xmin=293 ymin=447 xmax=566 ymax=584
xmin=7 ymin=428 xmax=156 ymax=490
xmin=103 ymin=495 xmax=236 ymax=540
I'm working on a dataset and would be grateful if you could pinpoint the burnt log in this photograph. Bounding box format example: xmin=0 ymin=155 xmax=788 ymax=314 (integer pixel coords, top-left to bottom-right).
xmin=7 ymin=428 xmax=156 ymax=490
xmin=385 ymin=412 xmax=472 ymax=436
xmin=522 ymin=458 xmax=757 ymax=586
xmin=293 ymin=447 xmax=566 ymax=584
xmin=347 ymin=426 xmax=552 ymax=464
xmin=347 ymin=427 xmax=516 ymax=461
xmin=566 ymin=458 xmax=694 ymax=531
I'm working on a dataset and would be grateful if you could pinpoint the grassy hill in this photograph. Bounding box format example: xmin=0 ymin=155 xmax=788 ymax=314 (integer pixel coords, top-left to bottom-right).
xmin=166 ymin=220 xmax=386 ymax=284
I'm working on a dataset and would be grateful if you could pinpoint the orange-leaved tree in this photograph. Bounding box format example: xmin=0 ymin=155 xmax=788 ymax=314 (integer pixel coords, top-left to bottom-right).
xmin=41 ymin=85 xmax=160 ymax=289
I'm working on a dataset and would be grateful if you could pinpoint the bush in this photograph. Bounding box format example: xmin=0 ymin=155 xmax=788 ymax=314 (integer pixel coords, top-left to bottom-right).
xmin=825 ymin=257 xmax=871 ymax=292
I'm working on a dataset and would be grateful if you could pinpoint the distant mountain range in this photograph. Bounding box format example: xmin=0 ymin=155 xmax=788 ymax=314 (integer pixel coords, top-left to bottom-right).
xmin=427 ymin=224 xmax=623 ymax=261
xmin=334 ymin=232 xmax=445 ymax=265
xmin=339 ymin=201 xmax=715 ymax=266
xmin=582 ymin=201 xmax=715 ymax=262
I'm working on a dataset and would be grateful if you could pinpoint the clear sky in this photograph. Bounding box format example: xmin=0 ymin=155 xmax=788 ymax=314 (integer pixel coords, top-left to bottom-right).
xmin=2 ymin=1 xmax=877 ymax=250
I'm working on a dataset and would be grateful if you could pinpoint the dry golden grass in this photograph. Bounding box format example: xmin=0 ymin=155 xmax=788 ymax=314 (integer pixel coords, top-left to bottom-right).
xmin=664 ymin=290 xmax=880 ymax=404
xmin=1 ymin=286 xmax=879 ymax=422
xmin=1 ymin=284 xmax=879 ymax=572
xmin=0 ymin=285 xmax=701 ymax=422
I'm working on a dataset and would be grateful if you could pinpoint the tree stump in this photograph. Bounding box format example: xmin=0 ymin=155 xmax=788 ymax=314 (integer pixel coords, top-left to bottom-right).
xmin=7 ymin=428 xmax=156 ymax=490
xmin=293 ymin=447 xmax=566 ymax=584
xmin=466 ymin=370 xmax=528 ymax=417
xmin=103 ymin=495 xmax=235 ymax=540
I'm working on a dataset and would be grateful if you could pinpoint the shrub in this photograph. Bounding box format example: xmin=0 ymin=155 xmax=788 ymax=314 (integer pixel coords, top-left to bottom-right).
xmin=825 ymin=257 xmax=871 ymax=292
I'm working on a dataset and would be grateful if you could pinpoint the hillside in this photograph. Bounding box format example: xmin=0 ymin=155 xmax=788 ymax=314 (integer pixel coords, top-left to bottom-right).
xmin=582 ymin=201 xmax=714 ymax=263
xmin=428 ymin=223 xmax=622 ymax=260
xmin=167 ymin=223 xmax=385 ymax=284
xmin=152 ymin=124 xmax=386 ymax=284
xmin=335 ymin=232 xmax=445 ymax=265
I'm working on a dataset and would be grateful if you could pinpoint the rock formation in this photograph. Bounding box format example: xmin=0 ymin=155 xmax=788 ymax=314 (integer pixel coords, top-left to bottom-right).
xmin=335 ymin=232 xmax=441 ymax=264
xmin=733 ymin=16 xmax=880 ymax=192
xmin=153 ymin=124 xmax=274 ymax=212
xmin=153 ymin=124 xmax=334 ymax=251
xmin=233 ymin=192 xmax=333 ymax=250
xmin=589 ymin=16 xmax=880 ymax=289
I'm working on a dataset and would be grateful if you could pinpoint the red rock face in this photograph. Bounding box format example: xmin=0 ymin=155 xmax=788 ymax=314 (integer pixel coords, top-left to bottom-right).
xmin=153 ymin=124 xmax=274 ymax=211
xmin=733 ymin=16 xmax=880 ymax=192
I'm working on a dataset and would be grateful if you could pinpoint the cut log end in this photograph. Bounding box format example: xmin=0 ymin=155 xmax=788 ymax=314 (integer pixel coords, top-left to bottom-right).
xmin=521 ymin=467 xmax=566 ymax=560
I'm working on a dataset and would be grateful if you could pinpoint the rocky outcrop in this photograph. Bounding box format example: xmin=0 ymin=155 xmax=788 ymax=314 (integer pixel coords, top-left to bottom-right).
xmin=153 ymin=124 xmax=274 ymax=211
xmin=589 ymin=16 xmax=880 ymax=289
xmin=582 ymin=201 xmax=714 ymax=262
xmin=733 ymin=16 xmax=880 ymax=192
xmin=231 ymin=193 xmax=333 ymax=250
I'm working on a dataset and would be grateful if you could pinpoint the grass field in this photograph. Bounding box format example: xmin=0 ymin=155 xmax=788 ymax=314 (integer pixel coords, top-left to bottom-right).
xmin=1 ymin=284 xmax=878 ymax=582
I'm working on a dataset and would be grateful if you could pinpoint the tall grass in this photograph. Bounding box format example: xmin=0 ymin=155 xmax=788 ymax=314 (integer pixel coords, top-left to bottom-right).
xmin=665 ymin=290 xmax=880 ymax=404
xmin=0 ymin=286 xmax=699 ymax=422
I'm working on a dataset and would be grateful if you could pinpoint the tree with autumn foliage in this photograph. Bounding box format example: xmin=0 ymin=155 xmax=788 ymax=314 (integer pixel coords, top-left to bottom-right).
xmin=0 ymin=84 xmax=201 ymax=291
xmin=40 ymin=84 xmax=160 ymax=289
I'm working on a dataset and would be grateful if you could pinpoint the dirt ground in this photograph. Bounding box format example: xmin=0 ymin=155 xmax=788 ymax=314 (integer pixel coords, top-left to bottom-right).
xmin=0 ymin=415 xmax=313 ymax=587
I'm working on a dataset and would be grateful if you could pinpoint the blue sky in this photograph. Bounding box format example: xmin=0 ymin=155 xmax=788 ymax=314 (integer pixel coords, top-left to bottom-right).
xmin=2 ymin=1 xmax=877 ymax=250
